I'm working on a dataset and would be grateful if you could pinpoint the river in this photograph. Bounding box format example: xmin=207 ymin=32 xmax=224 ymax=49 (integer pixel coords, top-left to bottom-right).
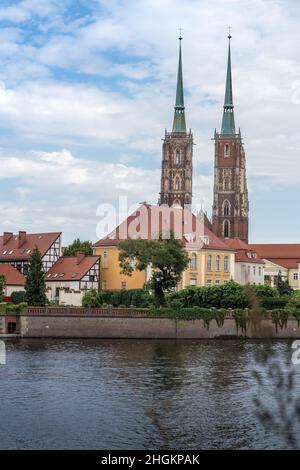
xmin=0 ymin=339 xmax=299 ymax=449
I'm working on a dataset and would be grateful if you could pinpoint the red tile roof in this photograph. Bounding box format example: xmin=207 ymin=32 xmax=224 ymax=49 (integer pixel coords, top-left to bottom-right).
xmin=93 ymin=204 xmax=234 ymax=252
xmin=0 ymin=231 xmax=61 ymax=261
xmin=224 ymin=238 xmax=264 ymax=264
xmin=46 ymin=254 xmax=100 ymax=281
xmin=250 ymin=244 xmax=300 ymax=269
xmin=0 ymin=265 xmax=25 ymax=286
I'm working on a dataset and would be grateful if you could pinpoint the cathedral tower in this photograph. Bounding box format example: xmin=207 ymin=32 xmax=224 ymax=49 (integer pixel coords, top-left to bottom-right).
xmin=159 ymin=36 xmax=193 ymax=209
xmin=212 ymin=34 xmax=249 ymax=242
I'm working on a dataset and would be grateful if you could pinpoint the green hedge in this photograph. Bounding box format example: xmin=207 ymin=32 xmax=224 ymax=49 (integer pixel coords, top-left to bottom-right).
xmin=0 ymin=302 xmax=27 ymax=315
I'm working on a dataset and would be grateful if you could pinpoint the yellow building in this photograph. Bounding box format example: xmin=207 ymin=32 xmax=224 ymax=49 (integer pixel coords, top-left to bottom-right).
xmin=93 ymin=204 xmax=235 ymax=291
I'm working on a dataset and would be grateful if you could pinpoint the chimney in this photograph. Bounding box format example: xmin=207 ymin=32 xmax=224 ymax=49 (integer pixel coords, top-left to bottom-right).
xmin=76 ymin=251 xmax=86 ymax=264
xmin=3 ymin=232 xmax=13 ymax=245
xmin=18 ymin=231 xmax=27 ymax=248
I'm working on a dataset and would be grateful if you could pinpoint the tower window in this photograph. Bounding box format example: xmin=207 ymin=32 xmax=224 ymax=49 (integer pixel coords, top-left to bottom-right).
xmin=223 ymin=200 xmax=230 ymax=216
xmin=175 ymin=149 xmax=180 ymax=165
xmin=224 ymin=177 xmax=230 ymax=191
xmin=175 ymin=177 xmax=180 ymax=190
xmin=224 ymin=144 xmax=230 ymax=157
xmin=223 ymin=220 xmax=230 ymax=238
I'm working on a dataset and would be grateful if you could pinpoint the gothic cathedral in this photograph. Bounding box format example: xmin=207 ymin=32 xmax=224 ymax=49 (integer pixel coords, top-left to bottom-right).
xmin=159 ymin=37 xmax=193 ymax=209
xmin=212 ymin=34 xmax=249 ymax=242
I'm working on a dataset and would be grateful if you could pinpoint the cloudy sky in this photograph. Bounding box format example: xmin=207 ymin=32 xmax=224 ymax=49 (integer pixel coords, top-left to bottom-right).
xmin=0 ymin=0 xmax=299 ymax=244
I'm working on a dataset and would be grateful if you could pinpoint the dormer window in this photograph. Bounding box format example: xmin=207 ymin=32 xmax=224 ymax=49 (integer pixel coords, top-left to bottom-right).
xmin=224 ymin=144 xmax=230 ymax=158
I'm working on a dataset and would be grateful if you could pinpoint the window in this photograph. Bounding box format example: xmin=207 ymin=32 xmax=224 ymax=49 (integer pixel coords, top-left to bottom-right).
xmin=130 ymin=255 xmax=135 ymax=268
xmin=207 ymin=255 xmax=212 ymax=272
xmin=103 ymin=251 xmax=108 ymax=258
xmin=206 ymin=279 xmax=212 ymax=286
xmin=223 ymin=200 xmax=230 ymax=216
xmin=121 ymin=281 xmax=127 ymax=289
xmin=175 ymin=149 xmax=180 ymax=165
xmin=293 ymin=273 xmax=298 ymax=281
xmin=248 ymin=265 xmax=251 ymax=276
xmin=259 ymin=267 xmax=262 ymax=276
xmin=190 ymin=253 xmax=197 ymax=270
xmin=189 ymin=278 xmax=197 ymax=286
xmin=224 ymin=256 xmax=229 ymax=272
xmin=224 ymin=177 xmax=230 ymax=191
xmin=223 ymin=220 xmax=230 ymax=238
xmin=215 ymin=279 xmax=221 ymax=285
xmin=253 ymin=266 xmax=256 ymax=275
xmin=89 ymin=275 xmax=95 ymax=282
xmin=224 ymin=144 xmax=230 ymax=157
xmin=216 ymin=255 xmax=220 ymax=272
xmin=175 ymin=177 xmax=180 ymax=190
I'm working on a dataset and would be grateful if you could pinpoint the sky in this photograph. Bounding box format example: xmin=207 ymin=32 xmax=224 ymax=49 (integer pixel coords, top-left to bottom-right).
xmin=0 ymin=0 xmax=300 ymax=245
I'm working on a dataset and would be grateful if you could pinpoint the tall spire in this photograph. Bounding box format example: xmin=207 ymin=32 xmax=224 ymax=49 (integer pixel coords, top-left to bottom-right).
xmin=221 ymin=31 xmax=236 ymax=135
xmin=172 ymin=34 xmax=186 ymax=133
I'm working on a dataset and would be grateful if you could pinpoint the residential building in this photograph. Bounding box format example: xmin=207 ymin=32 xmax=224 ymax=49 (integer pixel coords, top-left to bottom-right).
xmin=45 ymin=252 xmax=100 ymax=306
xmin=93 ymin=204 xmax=235 ymax=291
xmin=212 ymin=34 xmax=249 ymax=242
xmin=249 ymin=244 xmax=300 ymax=289
xmin=0 ymin=231 xmax=62 ymax=275
xmin=0 ymin=264 xmax=25 ymax=297
xmin=223 ymin=238 xmax=264 ymax=285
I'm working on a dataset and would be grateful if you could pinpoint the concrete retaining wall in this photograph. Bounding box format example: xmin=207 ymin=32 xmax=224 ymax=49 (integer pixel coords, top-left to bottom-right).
xmin=17 ymin=315 xmax=300 ymax=339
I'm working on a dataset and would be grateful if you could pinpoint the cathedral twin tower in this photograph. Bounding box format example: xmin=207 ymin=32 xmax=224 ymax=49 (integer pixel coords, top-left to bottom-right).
xmin=159 ymin=34 xmax=249 ymax=243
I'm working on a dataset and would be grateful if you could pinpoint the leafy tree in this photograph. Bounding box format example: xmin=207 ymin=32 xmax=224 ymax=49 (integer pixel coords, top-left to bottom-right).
xmin=276 ymin=270 xmax=293 ymax=297
xmin=11 ymin=291 xmax=26 ymax=304
xmin=63 ymin=238 xmax=93 ymax=256
xmin=82 ymin=289 xmax=102 ymax=307
xmin=119 ymin=234 xmax=189 ymax=305
xmin=0 ymin=274 xmax=6 ymax=302
xmin=25 ymin=247 xmax=47 ymax=306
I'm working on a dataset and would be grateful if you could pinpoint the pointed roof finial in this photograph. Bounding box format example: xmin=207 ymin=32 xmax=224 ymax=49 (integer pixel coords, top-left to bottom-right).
xmin=221 ymin=28 xmax=236 ymax=135
xmin=172 ymin=31 xmax=186 ymax=133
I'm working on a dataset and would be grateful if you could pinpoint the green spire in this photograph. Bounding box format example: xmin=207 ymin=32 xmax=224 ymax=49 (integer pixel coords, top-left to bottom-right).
xmin=221 ymin=33 xmax=236 ymax=135
xmin=172 ymin=36 xmax=186 ymax=133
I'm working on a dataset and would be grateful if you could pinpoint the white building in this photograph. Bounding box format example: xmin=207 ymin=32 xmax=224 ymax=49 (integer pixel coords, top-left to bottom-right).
xmin=224 ymin=238 xmax=264 ymax=285
xmin=45 ymin=252 xmax=100 ymax=306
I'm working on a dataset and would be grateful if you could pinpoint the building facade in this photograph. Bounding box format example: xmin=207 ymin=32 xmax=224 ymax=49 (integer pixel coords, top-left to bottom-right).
xmin=0 ymin=231 xmax=62 ymax=275
xmin=93 ymin=204 xmax=235 ymax=291
xmin=224 ymin=238 xmax=264 ymax=285
xmin=212 ymin=35 xmax=249 ymax=243
xmin=159 ymin=37 xmax=193 ymax=209
xmin=45 ymin=252 xmax=100 ymax=306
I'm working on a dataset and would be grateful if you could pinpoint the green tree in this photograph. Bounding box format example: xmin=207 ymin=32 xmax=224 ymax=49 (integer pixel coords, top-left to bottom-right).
xmin=82 ymin=289 xmax=102 ymax=307
xmin=276 ymin=270 xmax=293 ymax=297
xmin=0 ymin=274 xmax=6 ymax=302
xmin=25 ymin=247 xmax=47 ymax=306
xmin=119 ymin=233 xmax=189 ymax=305
xmin=63 ymin=238 xmax=93 ymax=256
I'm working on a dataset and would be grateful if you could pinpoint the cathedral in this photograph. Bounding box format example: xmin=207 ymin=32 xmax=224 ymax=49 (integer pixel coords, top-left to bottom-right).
xmin=159 ymin=33 xmax=249 ymax=243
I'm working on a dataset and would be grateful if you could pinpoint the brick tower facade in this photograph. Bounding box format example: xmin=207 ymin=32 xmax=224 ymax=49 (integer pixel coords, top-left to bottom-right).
xmin=159 ymin=37 xmax=193 ymax=209
xmin=212 ymin=35 xmax=249 ymax=242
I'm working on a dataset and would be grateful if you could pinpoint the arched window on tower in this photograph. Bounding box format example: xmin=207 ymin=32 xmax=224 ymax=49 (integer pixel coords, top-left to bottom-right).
xmin=224 ymin=177 xmax=230 ymax=191
xmin=224 ymin=144 xmax=230 ymax=158
xmin=223 ymin=220 xmax=230 ymax=238
xmin=175 ymin=177 xmax=180 ymax=191
xmin=175 ymin=149 xmax=180 ymax=165
xmin=223 ymin=200 xmax=230 ymax=216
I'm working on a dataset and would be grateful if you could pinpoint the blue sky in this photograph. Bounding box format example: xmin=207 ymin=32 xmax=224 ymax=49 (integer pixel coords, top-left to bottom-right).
xmin=0 ymin=0 xmax=299 ymax=244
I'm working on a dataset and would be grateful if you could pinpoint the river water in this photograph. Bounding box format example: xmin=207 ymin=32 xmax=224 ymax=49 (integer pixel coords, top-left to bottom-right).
xmin=0 ymin=339 xmax=300 ymax=449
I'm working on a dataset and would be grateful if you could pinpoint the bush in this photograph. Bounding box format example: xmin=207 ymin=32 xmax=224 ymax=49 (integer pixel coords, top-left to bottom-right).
xmin=261 ymin=296 xmax=289 ymax=310
xmin=11 ymin=291 xmax=27 ymax=304
xmin=82 ymin=288 xmax=152 ymax=308
xmin=149 ymin=305 xmax=226 ymax=329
